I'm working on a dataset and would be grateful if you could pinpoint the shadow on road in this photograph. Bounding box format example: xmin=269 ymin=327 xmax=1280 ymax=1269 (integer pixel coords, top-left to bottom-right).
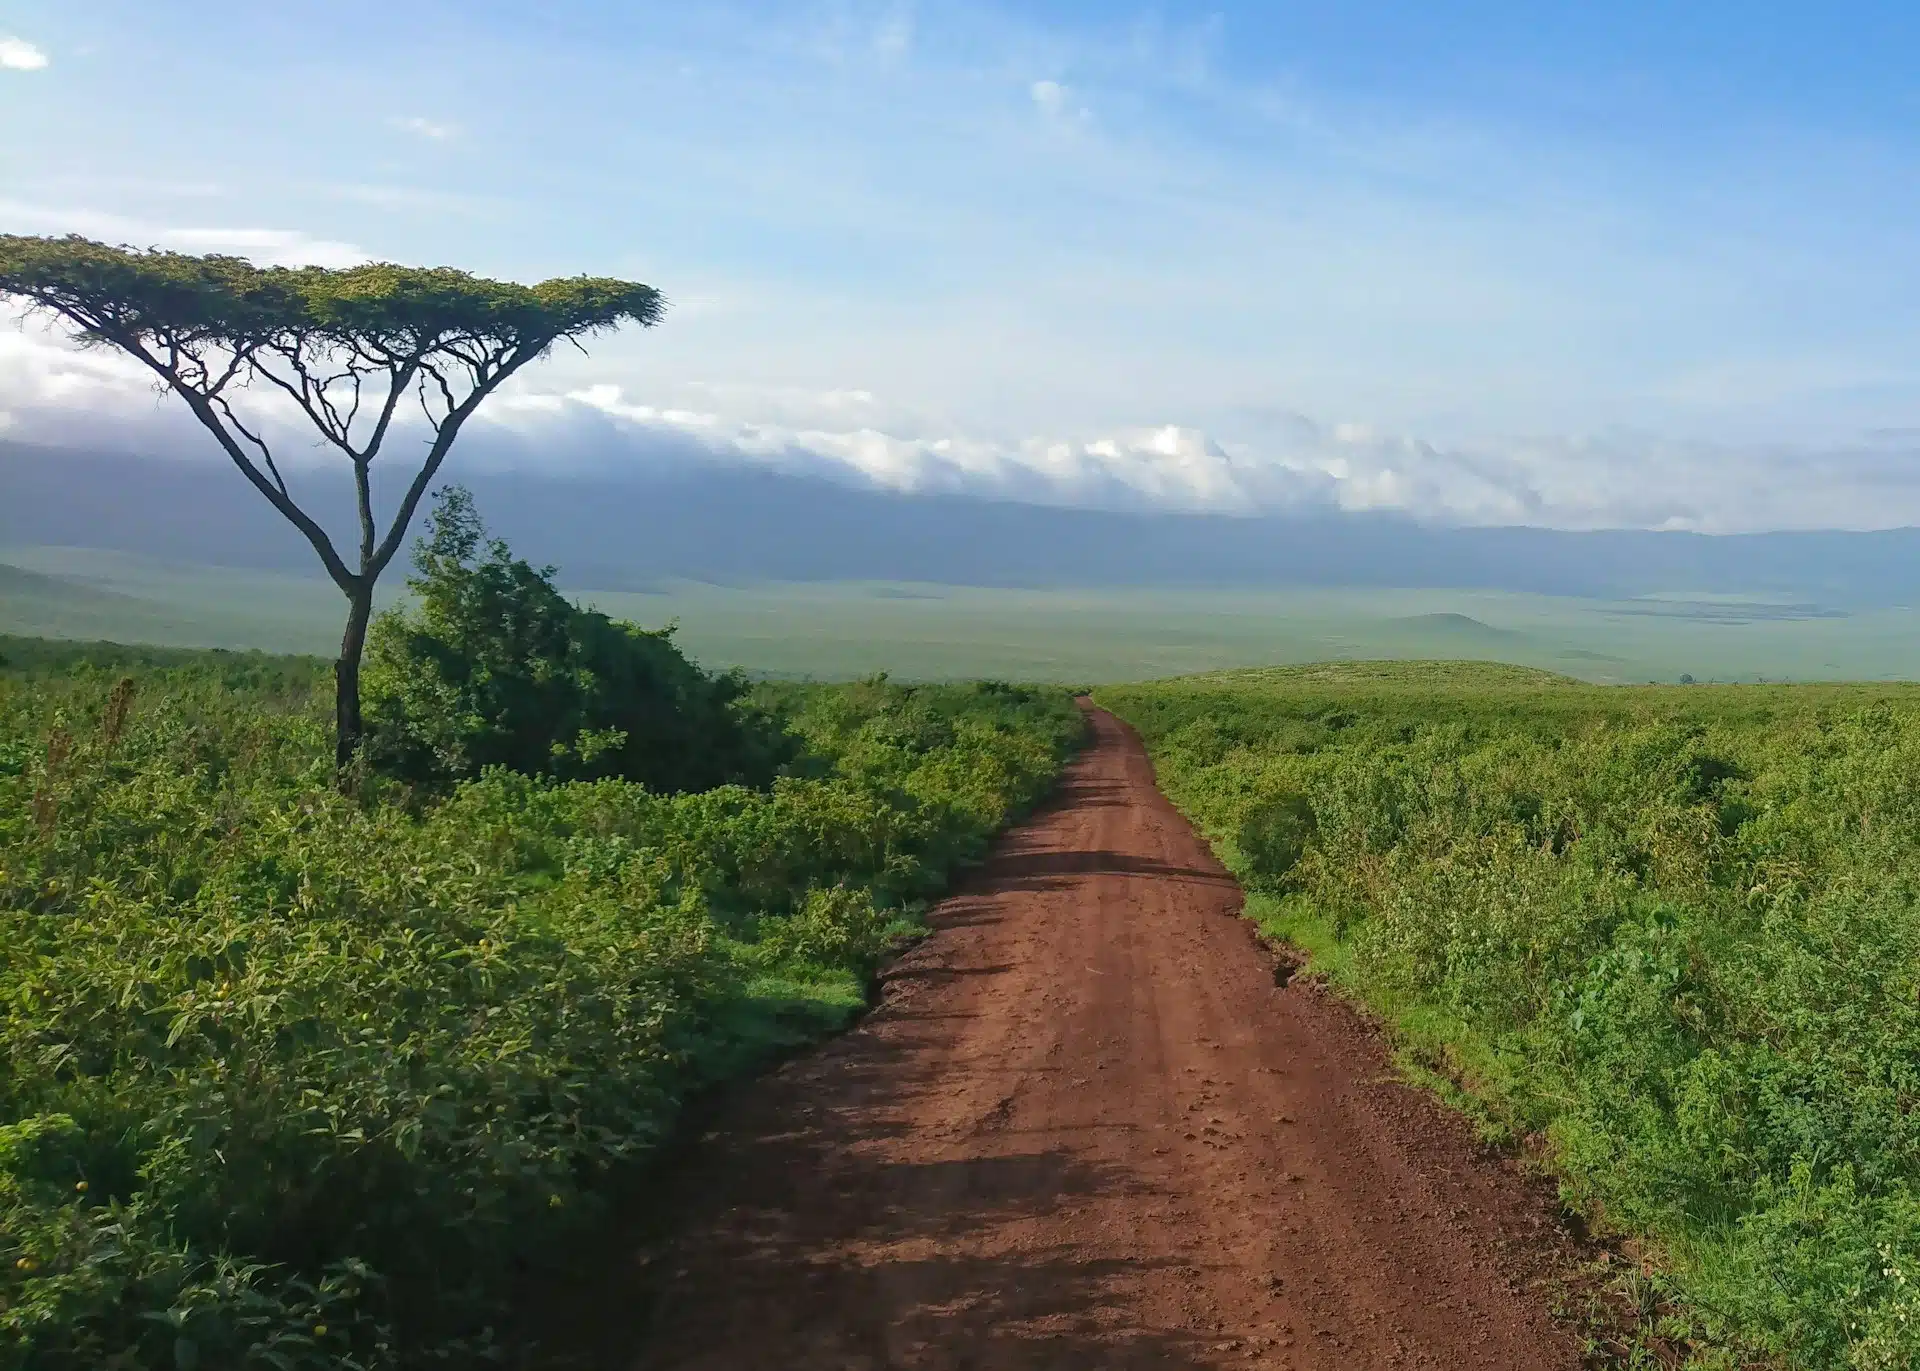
xmin=982 ymin=847 xmax=1238 ymax=890
xmin=520 ymin=1009 xmax=1224 ymax=1370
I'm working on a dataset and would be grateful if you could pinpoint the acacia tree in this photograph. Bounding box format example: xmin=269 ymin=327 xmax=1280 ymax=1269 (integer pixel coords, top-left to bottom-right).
xmin=0 ymin=234 xmax=663 ymax=774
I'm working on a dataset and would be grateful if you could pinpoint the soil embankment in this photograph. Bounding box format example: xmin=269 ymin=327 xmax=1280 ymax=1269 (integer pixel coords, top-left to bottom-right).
xmin=579 ymin=707 xmax=1584 ymax=1368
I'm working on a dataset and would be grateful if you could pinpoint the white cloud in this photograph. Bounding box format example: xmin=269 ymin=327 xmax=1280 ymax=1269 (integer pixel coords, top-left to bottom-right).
xmin=0 ymin=37 xmax=48 ymax=71
xmin=1029 ymin=78 xmax=1090 ymax=132
xmin=1029 ymin=79 xmax=1063 ymax=111
xmin=156 ymin=227 xmax=369 ymax=268
xmin=8 ymin=329 xmax=1920 ymax=536
xmin=0 ymin=201 xmax=369 ymax=267
xmin=389 ymin=116 xmax=457 ymax=141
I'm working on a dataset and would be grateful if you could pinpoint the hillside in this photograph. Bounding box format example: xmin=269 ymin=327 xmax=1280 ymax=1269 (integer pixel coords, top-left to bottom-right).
xmin=12 ymin=441 xmax=1920 ymax=603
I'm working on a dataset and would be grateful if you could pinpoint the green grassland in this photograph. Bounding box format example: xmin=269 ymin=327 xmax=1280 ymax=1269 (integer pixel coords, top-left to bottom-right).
xmin=0 ymin=551 xmax=388 ymax=656
xmin=1099 ymin=662 xmax=1920 ymax=1369
xmin=15 ymin=524 xmax=1920 ymax=1370
xmin=0 ymin=645 xmax=1084 ymax=1369
xmin=10 ymin=544 xmax=1920 ymax=683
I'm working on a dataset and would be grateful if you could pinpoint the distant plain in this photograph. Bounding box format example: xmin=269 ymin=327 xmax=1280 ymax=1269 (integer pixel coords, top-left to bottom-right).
xmin=6 ymin=543 xmax=1919 ymax=684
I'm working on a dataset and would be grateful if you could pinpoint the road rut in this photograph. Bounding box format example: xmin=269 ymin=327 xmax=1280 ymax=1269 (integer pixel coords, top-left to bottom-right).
xmin=599 ymin=706 xmax=1583 ymax=1368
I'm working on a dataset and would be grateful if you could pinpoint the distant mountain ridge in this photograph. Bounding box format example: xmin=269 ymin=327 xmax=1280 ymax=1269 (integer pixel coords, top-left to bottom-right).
xmin=7 ymin=440 xmax=1920 ymax=605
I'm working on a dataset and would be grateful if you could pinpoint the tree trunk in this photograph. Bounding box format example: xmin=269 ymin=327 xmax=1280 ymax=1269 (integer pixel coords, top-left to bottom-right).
xmin=335 ymin=582 xmax=374 ymax=780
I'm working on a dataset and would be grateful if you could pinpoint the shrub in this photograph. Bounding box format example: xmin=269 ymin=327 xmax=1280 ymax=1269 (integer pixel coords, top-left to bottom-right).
xmin=362 ymin=487 xmax=784 ymax=792
xmin=751 ymin=885 xmax=894 ymax=974
xmin=1235 ymin=789 xmax=1316 ymax=888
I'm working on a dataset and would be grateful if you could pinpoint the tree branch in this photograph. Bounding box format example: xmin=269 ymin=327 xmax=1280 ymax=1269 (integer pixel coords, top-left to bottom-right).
xmin=362 ymin=358 xmax=418 ymax=460
xmin=178 ymin=387 xmax=357 ymax=591
xmin=79 ymin=318 xmax=358 ymax=592
xmin=209 ymin=392 xmax=290 ymax=499
xmin=368 ymin=340 xmax=544 ymax=579
xmin=354 ymin=458 xmax=377 ymax=571
xmin=252 ymin=341 xmax=359 ymax=457
xmin=418 ymin=358 xmax=460 ymax=427
xmin=205 ymin=347 xmax=250 ymax=399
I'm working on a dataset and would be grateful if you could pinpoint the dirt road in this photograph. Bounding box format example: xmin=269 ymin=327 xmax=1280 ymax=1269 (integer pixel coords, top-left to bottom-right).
xmin=600 ymin=707 xmax=1583 ymax=1369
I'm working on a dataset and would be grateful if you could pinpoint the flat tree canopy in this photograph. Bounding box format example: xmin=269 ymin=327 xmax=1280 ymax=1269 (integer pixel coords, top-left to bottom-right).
xmin=0 ymin=234 xmax=664 ymax=770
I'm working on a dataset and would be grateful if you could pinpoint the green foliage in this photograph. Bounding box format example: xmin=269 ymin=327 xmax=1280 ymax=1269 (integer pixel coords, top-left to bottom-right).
xmin=1236 ymin=789 xmax=1316 ymax=889
xmin=362 ymin=489 xmax=781 ymax=792
xmin=0 ymin=645 xmax=1082 ymax=1368
xmin=0 ymin=235 xmax=664 ymax=354
xmin=1100 ymin=663 xmax=1920 ymax=1368
xmin=0 ymin=634 xmax=328 ymax=688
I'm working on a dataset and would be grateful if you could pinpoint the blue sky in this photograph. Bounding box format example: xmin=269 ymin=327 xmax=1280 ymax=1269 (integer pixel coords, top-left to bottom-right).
xmin=4 ymin=1 xmax=1920 ymax=530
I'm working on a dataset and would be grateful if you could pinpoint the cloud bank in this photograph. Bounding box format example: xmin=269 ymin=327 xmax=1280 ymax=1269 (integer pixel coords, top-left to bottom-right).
xmin=2 ymin=328 xmax=1917 ymax=535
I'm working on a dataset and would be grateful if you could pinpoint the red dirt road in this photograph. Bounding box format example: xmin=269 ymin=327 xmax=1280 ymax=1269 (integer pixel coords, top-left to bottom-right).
xmin=606 ymin=708 xmax=1584 ymax=1369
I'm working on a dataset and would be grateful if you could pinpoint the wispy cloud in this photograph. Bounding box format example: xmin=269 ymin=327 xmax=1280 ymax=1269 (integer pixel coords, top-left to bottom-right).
xmin=320 ymin=182 xmax=509 ymax=215
xmin=1029 ymin=78 xmax=1089 ymax=127
xmin=389 ymin=115 xmax=457 ymax=140
xmin=873 ymin=5 xmax=912 ymax=62
xmin=0 ymin=36 xmax=49 ymax=70
xmin=162 ymin=228 xmax=370 ymax=268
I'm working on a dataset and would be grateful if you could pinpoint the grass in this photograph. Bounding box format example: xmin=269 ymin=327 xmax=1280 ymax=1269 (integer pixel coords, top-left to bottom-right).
xmin=1100 ymin=661 xmax=1920 ymax=1369
xmin=0 ymin=550 xmax=383 ymax=655
xmin=0 ymin=631 xmax=329 ymax=679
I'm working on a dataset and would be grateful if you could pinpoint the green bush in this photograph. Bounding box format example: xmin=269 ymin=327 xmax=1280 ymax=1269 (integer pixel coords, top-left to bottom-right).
xmin=750 ymin=884 xmax=893 ymax=974
xmin=363 ymin=487 xmax=784 ymax=792
xmin=1100 ymin=663 xmax=1920 ymax=1368
xmin=1235 ymin=789 xmax=1316 ymax=888
xmin=0 ymin=647 xmax=1083 ymax=1368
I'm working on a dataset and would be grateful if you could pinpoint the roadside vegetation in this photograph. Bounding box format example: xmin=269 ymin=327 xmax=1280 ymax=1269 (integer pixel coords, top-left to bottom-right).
xmin=1101 ymin=661 xmax=1920 ymax=1370
xmin=0 ymin=500 xmax=1083 ymax=1370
